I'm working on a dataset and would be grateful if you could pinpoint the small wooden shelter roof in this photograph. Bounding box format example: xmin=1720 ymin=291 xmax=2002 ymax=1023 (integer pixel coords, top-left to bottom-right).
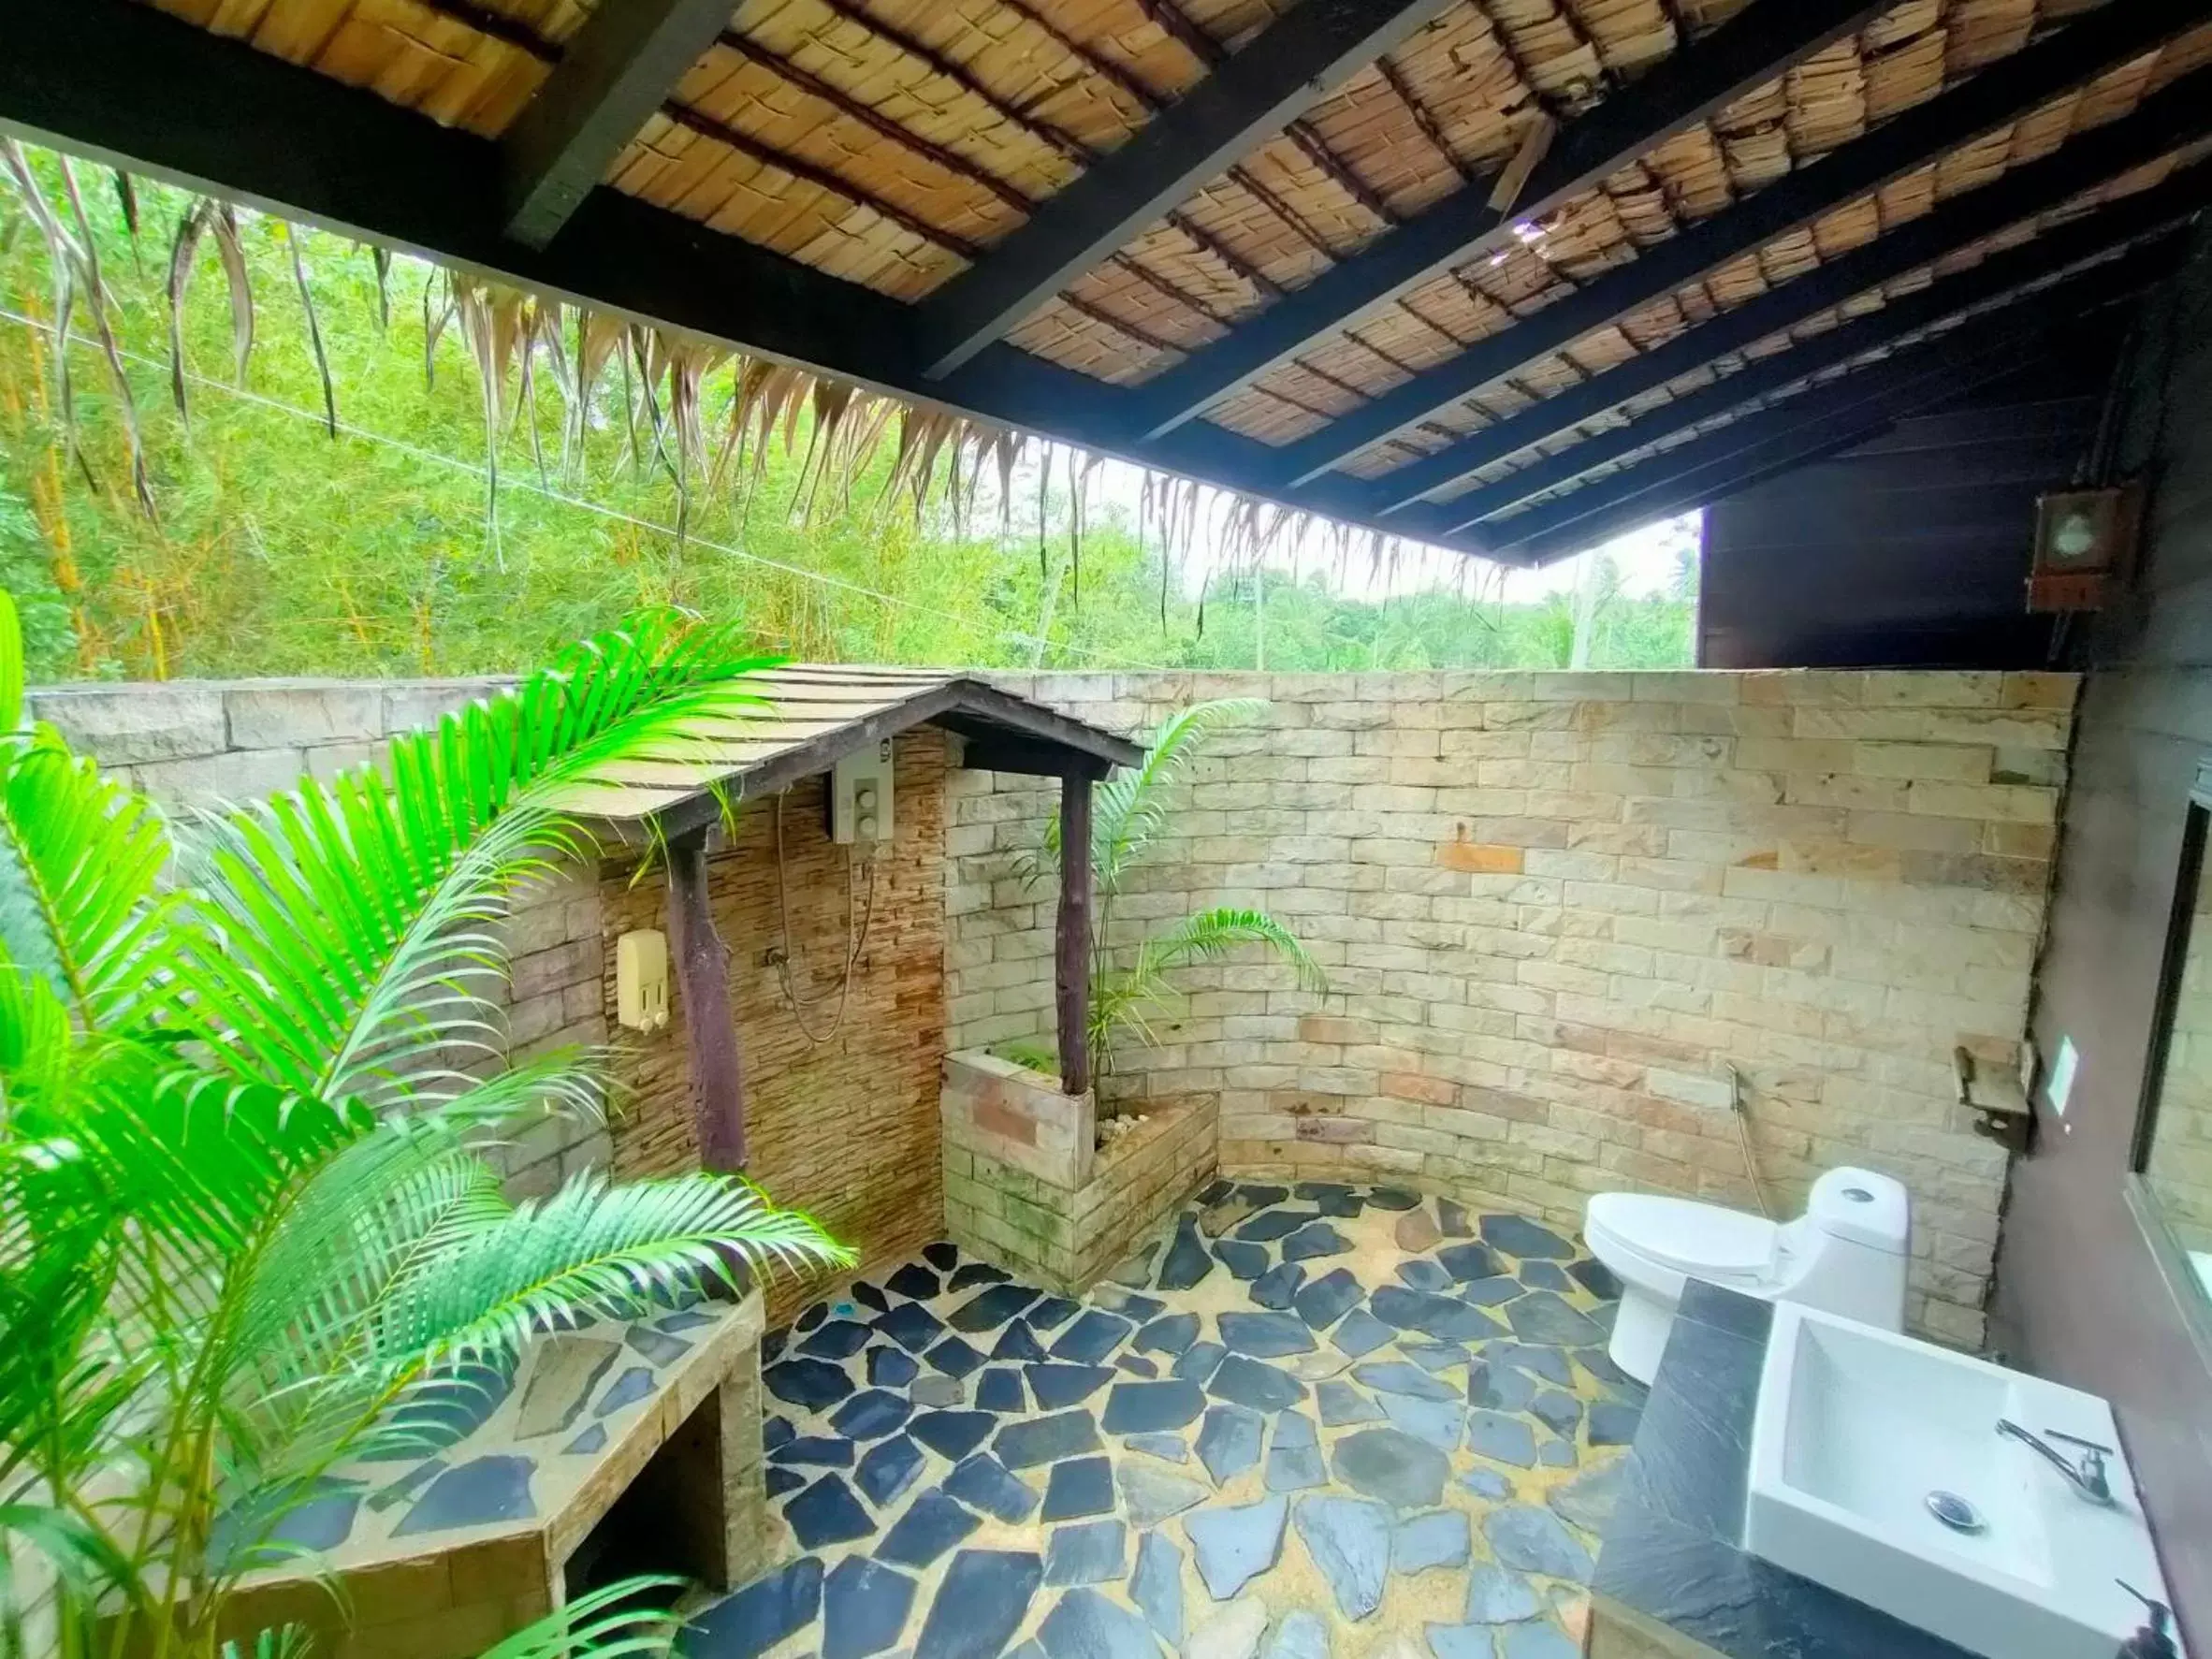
xmin=552 ymin=663 xmax=1144 ymax=830
xmin=7 ymin=0 xmax=2212 ymax=564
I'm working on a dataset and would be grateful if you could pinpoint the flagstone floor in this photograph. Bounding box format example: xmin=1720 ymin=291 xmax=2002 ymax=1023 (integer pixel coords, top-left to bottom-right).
xmin=685 ymin=1181 xmax=1640 ymax=1659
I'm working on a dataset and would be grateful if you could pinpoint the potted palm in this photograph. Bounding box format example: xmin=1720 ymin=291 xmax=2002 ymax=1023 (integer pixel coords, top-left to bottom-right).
xmin=0 ymin=600 xmax=851 ymax=1659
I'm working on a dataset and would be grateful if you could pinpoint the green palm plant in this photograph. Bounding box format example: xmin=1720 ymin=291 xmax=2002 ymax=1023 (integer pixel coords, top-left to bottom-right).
xmin=1021 ymin=699 xmax=1327 ymax=1088
xmin=0 ymin=596 xmax=853 ymax=1659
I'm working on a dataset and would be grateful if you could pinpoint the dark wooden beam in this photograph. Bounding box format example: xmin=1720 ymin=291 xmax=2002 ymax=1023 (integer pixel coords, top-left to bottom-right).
xmin=1485 ymin=251 xmax=2173 ymax=560
xmin=1272 ymin=0 xmax=2212 ymax=484
xmin=953 ymin=732 xmax=1113 ymax=779
xmin=0 ymin=0 xmax=1502 ymax=561
xmin=1370 ymin=77 xmax=2212 ymax=517
xmin=1431 ymin=175 xmax=2209 ymax=533
xmin=913 ymin=0 xmax=1461 ymax=378
xmin=1125 ymin=0 xmax=1890 ymax=438
xmin=1057 ymin=774 xmax=1095 ymax=1098
xmin=502 ymin=0 xmax=743 ymax=248
xmin=667 ymin=828 xmax=748 ymax=1171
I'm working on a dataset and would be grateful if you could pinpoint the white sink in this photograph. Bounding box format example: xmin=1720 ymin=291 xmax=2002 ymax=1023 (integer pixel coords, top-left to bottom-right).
xmin=1745 ymin=1303 xmax=2181 ymax=1659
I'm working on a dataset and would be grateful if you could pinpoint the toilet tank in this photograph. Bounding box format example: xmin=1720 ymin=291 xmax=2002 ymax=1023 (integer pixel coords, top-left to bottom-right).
xmin=1803 ymin=1167 xmax=1910 ymax=1254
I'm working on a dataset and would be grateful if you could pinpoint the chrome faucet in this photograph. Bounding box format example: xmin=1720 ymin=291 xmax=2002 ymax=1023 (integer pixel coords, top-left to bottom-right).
xmin=1996 ymin=1419 xmax=2115 ymax=1505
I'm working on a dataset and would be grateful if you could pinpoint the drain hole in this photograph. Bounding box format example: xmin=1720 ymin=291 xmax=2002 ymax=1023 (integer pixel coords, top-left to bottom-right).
xmin=1926 ymin=1491 xmax=1986 ymax=1534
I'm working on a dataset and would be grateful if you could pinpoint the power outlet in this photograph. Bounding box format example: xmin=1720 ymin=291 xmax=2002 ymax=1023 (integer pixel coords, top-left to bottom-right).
xmin=830 ymin=741 xmax=895 ymax=844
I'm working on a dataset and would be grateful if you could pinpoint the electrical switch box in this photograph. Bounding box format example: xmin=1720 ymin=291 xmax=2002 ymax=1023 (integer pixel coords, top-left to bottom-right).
xmin=831 ymin=741 xmax=895 ymax=844
xmin=616 ymin=929 xmax=670 ymax=1031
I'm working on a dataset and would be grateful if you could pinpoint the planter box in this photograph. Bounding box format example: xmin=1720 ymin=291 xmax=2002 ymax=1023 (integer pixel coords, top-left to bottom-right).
xmin=941 ymin=1050 xmax=1217 ymax=1294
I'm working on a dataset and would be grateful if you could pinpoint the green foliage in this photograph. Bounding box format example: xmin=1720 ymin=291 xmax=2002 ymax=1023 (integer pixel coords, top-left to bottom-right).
xmin=0 ymin=606 xmax=852 ymax=1659
xmin=0 ymin=153 xmax=1695 ymax=682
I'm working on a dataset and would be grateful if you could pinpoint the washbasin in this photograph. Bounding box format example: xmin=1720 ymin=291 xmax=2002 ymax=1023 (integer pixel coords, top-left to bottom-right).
xmin=1745 ymin=1302 xmax=2181 ymax=1659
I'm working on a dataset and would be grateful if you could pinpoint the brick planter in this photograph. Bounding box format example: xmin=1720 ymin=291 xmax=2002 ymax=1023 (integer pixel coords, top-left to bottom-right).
xmin=940 ymin=1050 xmax=1216 ymax=1293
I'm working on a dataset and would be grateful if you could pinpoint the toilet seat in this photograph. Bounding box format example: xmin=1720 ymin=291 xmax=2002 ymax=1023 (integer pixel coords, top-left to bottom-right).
xmin=1586 ymin=1192 xmax=1778 ymax=1283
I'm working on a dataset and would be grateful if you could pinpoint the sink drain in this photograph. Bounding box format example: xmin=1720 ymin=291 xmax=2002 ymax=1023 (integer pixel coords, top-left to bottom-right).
xmin=1926 ymin=1491 xmax=1986 ymax=1534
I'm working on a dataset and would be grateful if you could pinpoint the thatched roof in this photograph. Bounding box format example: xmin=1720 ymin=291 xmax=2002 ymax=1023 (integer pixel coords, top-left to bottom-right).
xmin=6 ymin=0 xmax=2211 ymax=563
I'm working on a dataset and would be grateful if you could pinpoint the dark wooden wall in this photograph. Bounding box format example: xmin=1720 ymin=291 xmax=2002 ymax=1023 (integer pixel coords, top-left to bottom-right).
xmin=1995 ymin=225 xmax=2212 ymax=1640
xmin=1696 ymin=332 xmax=2121 ymax=670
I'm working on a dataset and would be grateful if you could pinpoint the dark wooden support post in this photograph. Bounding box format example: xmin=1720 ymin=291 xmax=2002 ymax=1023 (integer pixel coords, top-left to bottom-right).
xmin=1057 ymin=773 xmax=1094 ymax=1099
xmin=666 ymin=827 xmax=747 ymax=1171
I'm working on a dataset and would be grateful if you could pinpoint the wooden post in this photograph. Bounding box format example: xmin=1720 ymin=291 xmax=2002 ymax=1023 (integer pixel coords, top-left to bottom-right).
xmin=1057 ymin=772 xmax=1094 ymax=1099
xmin=666 ymin=827 xmax=747 ymax=1171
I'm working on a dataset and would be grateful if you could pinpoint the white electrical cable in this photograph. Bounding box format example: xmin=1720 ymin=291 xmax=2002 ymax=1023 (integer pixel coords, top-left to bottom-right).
xmin=772 ymin=789 xmax=879 ymax=1046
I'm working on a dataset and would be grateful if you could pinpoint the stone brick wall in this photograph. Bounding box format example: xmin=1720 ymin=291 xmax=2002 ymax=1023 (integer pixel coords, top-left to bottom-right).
xmin=600 ymin=729 xmax=950 ymax=1318
xmin=27 ymin=677 xmax=607 ymax=1195
xmin=945 ymin=669 xmax=2079 ymax=1346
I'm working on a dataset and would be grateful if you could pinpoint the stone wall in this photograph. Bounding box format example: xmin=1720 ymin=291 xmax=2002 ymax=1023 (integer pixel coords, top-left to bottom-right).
xmin=601 ymin=729 xmax=951 ymax=1318
xmin=945 ymin=669 xmax=2079 ymax=1346
xmin=27 ymin=677 xmax=605 ymax=1195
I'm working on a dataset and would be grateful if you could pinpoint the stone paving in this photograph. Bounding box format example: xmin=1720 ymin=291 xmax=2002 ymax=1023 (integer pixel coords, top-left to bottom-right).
xmin=686 ymin=1182 xmax=1641 ymax=1659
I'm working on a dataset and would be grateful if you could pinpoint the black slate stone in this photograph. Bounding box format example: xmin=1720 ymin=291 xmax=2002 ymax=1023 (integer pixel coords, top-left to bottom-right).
xmin=764 ymin=1416 xmax=796 ymax=1450
xmin=627 ymin=1326 xmax=694 ymax=1365
xmin=1237 ymin=1184 xmax=1289 ymax=1206
xmin=1206 ymin=1354 xmax=1305 ymax=1412
xmin=1397 ymin=1260 xmax=1451 ymax=1291
xmin=765 ymin=1467 xmax=805 ymax=1499
xmin=877 ymin=1302 xmax=947 ymax=1354
xmin=823 ymin=1556 xmax=916 ymax=1659
xmin=1570 ymin=1259 xmax=1623 ymax=1301
xmin=1367 ymin=1187 xmax=1420 ymax=1210
xmin=1590 ymin=1400 xmax=1642 ymax=1445
xmin=945 ymin=1453 xmax=1040 ymax=1523
xmin=1136 ymin=1312 xmax=1200 ymax=1355
xmin=1042 ymin=1525 xmax=1128 ymax=1592
xmin=1488 ymin=1342 xmax=1575 ymax=1386
xmin=994 ymin=1409 xmax=1103 ymax=1470
xmin=1041 ymin=1455 xmax=1113 ymax=1521
xmin=910 ymin=1411 xmax=997 ymax=1462
xmin=1197 ymin=1404 xmax=1264 ymax=1483
xmin=834 ymin=1390 xmax=914 ymax=1441
xmin=1353 ymin=1361 xmax=1458 ymax=1402
xmin=784 ymin=1475 xmax=876 ymax=1550
xmin=992 ymin=1321 xmax=1050 ymax=1362
xmin=1294 ymin=1268 xmax=1362 ymax=1331
xmin=949 ymin=1285 xmax=1041 ymax=1333
xmin=1468 ymin=1361 xmax=1537 ymax=1412
xmin=1576 ymin=1346 xmax=1640 ymax=1390
xmin=1232 ymin=1209 xmax=1308 ymax=1243
xmin=396 ymin=1456 xmax=536 ymax=1536
xmin=914 ymin=1550 xmax=1041 ymax=1659
xmin=1330 ymin=1309 xmax=1395 ymax=1359
xmin=1465 ymin=1410 xmax=1538 ymax=1468
xmin=687 ymin=1556 xmax=822 ymax=1659
xmin=1371 ymin=1288 xmax=1504 ymax=1343
xmin=1100 ymin=1379 xmax=1204 ymax=1434
xmin=1532 ymin=1390 xmax=1583 ymax=1435
xmin=216 ymin=1477 xmax=362 ymax=1564
xmin=952 ymin=1261 xmax=1013 ymax=1290
xmin=562 ymin=1423 xmax=606 ymax=1456
xmin=924 ymin=1243 xmax=960 ymax=1273
xmin=1026 ymin=1296 xmax=1081 ymax=1330
xmin=796 ymin=1302 xmax=830 ymax=1332
xmin=1280 ymin=1221 xmax=1349 ymax=1262
xmin=801 ymin=1320 xmax=875 ymax=1361
xmin=1481 ymin=1215 xmax=1576 ymax=1259
xmin=879 ymin=1490 xmax=982 ymax=1568
xmin=855 ymin=1435 xmax=926 ymax=1508
xmin=1116 ymin=1354 xmax=1157 ymax=1378
xmin=1248 ymin=1261 xmax=1306 ymax=1310
xmin=760 ymin=1330 xmax=786 ymax=1364
xmin=1049 ymin=1311 xmax=1133 ymax=1364
xmin=888 ymin=1263 xmax=941 ymax=1301
xmin=870 ymin=1347 xmax=921 ymax=1388
xmin=1214 ymin=1240 xmax=1270 ymax=1280
xmin=1100 ymin=1290 xmax=1165 ymax=1323
xmin=770 ymin=1435 xmax=857 ymax=1468
xmin=1519 ymin=1260 xmax=1574 ymax=1293
xmin=1332 ymin=1427 xmax=1449 ymax=1509
xmin=1436 ymin=1198 xmax=1472 ymax=1236
xmin=1197 ymin=1179 xmax=1235 ymax=1204
xmin=851 ymin=1281 xmax=891 ymax=1315
xmin=593 ymin=1366 xmax=658 ymax=1417
xmin=1437 ymin=1242 xmax=1503 ymax=1282
xmin=1217 ymin=1311 xmax=1317 ymax=1358
xmin=1462 ymin=1274 xmax=1522 ymax=1306
xmin=1506 ymin=1292 xmax=1605 ymax=1346
xmin=1172 ymin=1340 xmax=1227 ymax=1383
xmin=1026 ymin=1363 xmax=1114 ymax=1408
xmin=926 ymin=1336 xmax=987 ymax=1378
xmin=976 ymin=1369 xmax=1026 ymax=1413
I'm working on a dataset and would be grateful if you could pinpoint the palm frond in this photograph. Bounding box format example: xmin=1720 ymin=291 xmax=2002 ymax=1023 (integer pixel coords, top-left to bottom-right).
xmin=1049 ymin=699 xmax=1266 ymax=893
xmin=1093 ymin=907 xmax=1329 ymax=1069
xmin=477 ymin=1578 xmax=681 ymax=1659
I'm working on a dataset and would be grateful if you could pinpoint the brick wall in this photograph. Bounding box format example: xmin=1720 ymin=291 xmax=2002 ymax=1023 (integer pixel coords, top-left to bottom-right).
xmin=28 ymin=677 xmax=607 ymax=1196
xmin=601 ymin=729 xmax=950 ymax=1316
xmin=946 ymin=669 xmax=2079 ymax=1346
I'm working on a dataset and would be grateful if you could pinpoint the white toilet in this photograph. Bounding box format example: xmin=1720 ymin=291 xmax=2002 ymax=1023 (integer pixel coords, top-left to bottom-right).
xmin=1583 ymin=1167 xmax=1912 ymax=1385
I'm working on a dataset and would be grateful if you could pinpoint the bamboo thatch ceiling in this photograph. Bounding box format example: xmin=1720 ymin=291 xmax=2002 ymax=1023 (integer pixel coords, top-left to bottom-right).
xmin=7 ymin=0 xmax=2212 ymax=563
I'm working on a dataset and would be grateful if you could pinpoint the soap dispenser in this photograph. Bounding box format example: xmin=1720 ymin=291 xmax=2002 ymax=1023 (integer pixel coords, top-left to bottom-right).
xmin=2117 ymin=1580 xmax=2178 ymax=1659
